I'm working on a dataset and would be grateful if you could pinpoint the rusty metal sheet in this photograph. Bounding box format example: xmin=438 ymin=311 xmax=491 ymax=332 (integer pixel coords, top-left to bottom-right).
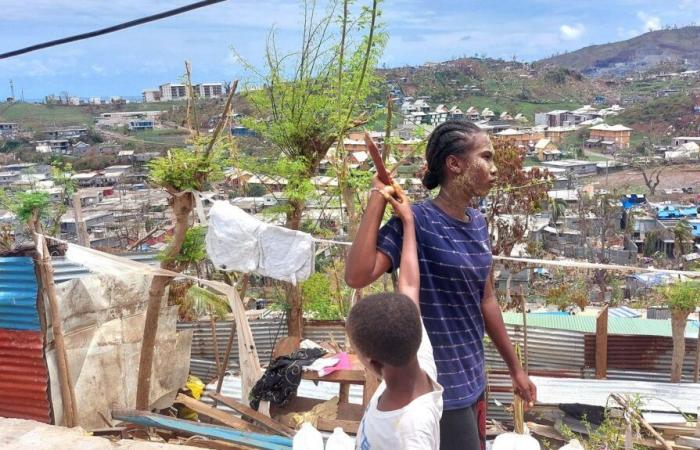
xmin=0 ymin=329 xmax=51 ymax=423
xmin=0 ymin=256 xmax=39 ymax=331
xmin=584 ymin=334 xmax=698 ymax=376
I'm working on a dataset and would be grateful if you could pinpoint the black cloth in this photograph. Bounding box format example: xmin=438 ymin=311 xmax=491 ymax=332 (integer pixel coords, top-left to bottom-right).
xmin=249 ymin=348 xmax=326 ymax=410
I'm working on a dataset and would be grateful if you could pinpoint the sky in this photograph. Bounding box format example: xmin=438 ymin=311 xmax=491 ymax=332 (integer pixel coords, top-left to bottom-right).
xmin=2 ymin=0 xmax=700 ymax=100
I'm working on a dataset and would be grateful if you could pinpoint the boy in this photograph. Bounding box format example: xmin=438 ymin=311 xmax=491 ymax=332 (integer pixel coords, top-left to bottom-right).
xmin=347 ymin=182 xmax=443 ymax=450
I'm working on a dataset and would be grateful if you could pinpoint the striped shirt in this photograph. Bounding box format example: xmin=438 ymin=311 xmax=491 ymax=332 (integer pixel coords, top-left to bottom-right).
xmin=377 ymin=200 xmax=492 ymax=410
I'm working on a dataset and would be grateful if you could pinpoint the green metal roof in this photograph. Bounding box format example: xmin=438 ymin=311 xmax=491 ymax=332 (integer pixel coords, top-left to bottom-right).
xmin=502 ymin=312 xmax=698 ymax=339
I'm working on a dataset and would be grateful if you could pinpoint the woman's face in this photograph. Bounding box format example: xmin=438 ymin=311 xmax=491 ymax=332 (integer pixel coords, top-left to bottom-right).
xmin=450 ymin=133 xmax=498 ymax=198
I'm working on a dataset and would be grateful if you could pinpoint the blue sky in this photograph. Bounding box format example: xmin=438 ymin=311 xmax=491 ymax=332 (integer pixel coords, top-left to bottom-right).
xmin=1 ymin=0 xmax=699 ymax=100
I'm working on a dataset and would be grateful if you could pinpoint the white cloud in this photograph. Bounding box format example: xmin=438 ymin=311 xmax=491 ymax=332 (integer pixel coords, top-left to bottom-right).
xmin=637 ymin=11 xmax=661 ymax=31
xmin=559 ymin=23 xmax=585 ymax=40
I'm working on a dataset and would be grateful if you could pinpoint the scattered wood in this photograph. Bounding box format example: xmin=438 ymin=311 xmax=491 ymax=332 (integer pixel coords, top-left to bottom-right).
xmin=527 ymin=422 xmax=566 ymax=443
xmin=90 ymin=426 xmax=129 ymax=439
xmin=272 ymin=337 xmax=300 ymax=359
xmin=175 ymin=394 xmax=264 ymax=434
xmin=208 ymin=393 xmax=295 ymax=437
xmin=611 ymin=393 xmax=673 ymax=450
xmin=112 ymin=409 xmax=293 ymax=450
xmin=676 ymin=436 xmax=700 ymax=449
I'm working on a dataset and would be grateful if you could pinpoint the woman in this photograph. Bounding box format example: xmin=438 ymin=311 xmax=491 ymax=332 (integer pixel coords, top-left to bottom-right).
xmin=345 ymin=121 xmax=536 ymax=450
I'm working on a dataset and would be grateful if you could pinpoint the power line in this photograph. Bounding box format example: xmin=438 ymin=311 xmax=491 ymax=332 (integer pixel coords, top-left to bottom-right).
xmin=0 ymin=0 xmax=227 ymax=60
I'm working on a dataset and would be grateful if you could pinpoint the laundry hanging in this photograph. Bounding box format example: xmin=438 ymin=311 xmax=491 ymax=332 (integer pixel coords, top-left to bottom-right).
xmin=206 ymin=201 xmax=315 ymax=285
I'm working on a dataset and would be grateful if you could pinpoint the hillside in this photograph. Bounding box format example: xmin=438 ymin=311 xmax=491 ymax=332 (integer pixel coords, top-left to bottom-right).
xmin=379 ymin=58 xmax=615 ymax=122
xmin=536 ymin=26 xmax=700 ymax=77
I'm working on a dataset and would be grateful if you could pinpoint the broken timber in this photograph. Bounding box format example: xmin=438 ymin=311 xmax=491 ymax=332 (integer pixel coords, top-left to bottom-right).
xmin=207 ymin=393 xmax=295 ymax=437
xmin=112 ymin=409 xmax=292 ymax=450
xmin=174 ymin=394 xmax=264 ymax=434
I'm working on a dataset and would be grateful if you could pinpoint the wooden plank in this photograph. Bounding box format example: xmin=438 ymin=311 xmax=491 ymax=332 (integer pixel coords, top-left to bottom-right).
xmin=595 ymin=305 xmax=608 ymax=379
xmin=677 ymin=436 xmax=700 ymax=449
xmin=301 ymin=370 xmax=366 ymax=384
xmin=175 ymin=394 xmax=264 ymax=434
xmin=338 ymin=384 xmax=350 ymax=404
xmin=363 ymin=372 xmax=381 ymax=407
xmin=208 ymin=393 xmax=295 ymax=438
xmin=317 ymin=417 xmax=359 ymax=435
xmin=184 ymin=437 xmax=259 ymax=450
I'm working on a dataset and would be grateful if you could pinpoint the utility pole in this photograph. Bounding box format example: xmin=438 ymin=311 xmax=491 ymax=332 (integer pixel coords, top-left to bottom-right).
xmin=9 ymin=79 xmax=15 ymax=100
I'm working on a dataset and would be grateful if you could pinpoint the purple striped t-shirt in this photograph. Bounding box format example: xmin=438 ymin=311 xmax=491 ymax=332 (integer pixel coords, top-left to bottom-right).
xmin=377 ymin=200 xmax=492 ymax=410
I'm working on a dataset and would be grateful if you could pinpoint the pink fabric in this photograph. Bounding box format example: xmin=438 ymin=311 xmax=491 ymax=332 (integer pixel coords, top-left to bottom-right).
xmin=319 ymin=352 xmax=351 ymax=377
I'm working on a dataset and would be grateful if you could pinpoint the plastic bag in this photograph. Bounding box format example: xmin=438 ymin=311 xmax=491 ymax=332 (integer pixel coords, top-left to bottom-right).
xmin=325 ymin=427 xmax=354 ymax=450
xmin=292 ymin=422 xmax=324 ymax=450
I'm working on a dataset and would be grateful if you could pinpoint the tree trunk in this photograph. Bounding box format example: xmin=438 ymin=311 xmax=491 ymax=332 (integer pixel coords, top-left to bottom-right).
xmin=135 ymin=192 xmax=193 ymax=410
xmin=670 ymin=309 xmax=689 ymax=383
xmin=284 ymin=200 xmax=305 ymax=338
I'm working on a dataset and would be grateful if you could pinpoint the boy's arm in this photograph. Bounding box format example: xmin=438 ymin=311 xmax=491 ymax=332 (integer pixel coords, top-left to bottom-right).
xmin=383 ymin=183 xmax=419 ymax=306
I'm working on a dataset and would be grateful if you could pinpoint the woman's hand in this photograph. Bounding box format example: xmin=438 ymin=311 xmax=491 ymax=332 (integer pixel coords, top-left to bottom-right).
xmin=382 ymin=181 xmax=412 ymax=224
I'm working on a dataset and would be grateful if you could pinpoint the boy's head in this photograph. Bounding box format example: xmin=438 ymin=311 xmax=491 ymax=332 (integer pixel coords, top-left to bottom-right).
xmin=346 ymin=292 xmax=422 ymax=376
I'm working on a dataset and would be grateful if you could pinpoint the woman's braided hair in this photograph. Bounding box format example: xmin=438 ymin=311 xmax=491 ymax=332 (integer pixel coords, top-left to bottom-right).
xmin=422 ymin=120 xmax=486 ymax=190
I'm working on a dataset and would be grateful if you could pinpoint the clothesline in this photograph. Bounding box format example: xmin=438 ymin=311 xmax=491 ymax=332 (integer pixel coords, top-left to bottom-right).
xmin=308 ymin=235 xmax=700 ymax=277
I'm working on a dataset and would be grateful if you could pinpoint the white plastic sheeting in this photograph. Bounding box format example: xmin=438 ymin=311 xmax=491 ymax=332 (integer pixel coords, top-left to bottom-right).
xmin=206 ymin=201 xmax=314 ymax=284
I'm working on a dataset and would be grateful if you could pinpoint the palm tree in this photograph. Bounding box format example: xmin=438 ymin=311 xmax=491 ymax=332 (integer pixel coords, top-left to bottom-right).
xmin=673 ymin=219 xmax=693 ymax=259
xmin=549 ymin=198 xmax=567 ymax=227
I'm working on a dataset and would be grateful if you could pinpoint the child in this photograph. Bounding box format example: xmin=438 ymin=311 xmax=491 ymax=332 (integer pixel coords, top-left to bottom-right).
xmin=347 ymin=181 xmax=443 ymax=450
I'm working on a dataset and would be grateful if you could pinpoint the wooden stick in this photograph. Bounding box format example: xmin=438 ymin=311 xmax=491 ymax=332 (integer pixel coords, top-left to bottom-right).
xmin=174 ymin=394 xmax=263 ymax=433
xmin=72 ymin=192 xmax=90 ymax=247
xmin=34 ymin=233 xmax=77 ymax=427
xmin=208 ymin=393 xmax=295 ymax=437
xmin=611 ymin=393 xmax=673 ymax=450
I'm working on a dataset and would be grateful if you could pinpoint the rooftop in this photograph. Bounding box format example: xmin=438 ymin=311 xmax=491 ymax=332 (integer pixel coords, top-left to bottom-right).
xmin=589 ymin=123 xmax=634 ymax=132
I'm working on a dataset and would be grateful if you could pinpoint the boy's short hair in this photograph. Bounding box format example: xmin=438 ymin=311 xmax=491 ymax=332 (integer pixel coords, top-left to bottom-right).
xmin=347 ymin=292 xmax=421 ymax=367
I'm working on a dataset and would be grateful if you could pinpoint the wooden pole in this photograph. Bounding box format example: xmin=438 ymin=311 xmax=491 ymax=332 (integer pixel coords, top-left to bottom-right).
xmin=72 ymin=192 xmax=90 ymax=248
xmin=596 ymin=305 xmax=609 ymax=379
xmin=34 ymin=233 xmax=77 ymax=427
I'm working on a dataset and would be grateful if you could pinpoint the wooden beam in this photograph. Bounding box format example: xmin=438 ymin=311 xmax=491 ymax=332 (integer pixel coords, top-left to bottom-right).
xmin=207 ymin=393 xmax=295 ymax=437
xmin=174 ymin=394 xmax=263 ymax=434
xmin=317 ymin=417 xmax=359 ymax=435
xmin=595 ymin=305 xmax=608 ymax=379
xmin=676 ymin=436 xmax=700 ymax=449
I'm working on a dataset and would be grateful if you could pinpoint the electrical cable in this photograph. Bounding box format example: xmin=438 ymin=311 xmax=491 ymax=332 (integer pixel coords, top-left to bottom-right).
xmin=0 ymin=0 xmax=227 ymax=60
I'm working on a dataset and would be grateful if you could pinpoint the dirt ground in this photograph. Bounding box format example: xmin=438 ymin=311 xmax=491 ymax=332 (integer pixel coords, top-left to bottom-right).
xmin=587 ymin=163 xmax=700 ymax=201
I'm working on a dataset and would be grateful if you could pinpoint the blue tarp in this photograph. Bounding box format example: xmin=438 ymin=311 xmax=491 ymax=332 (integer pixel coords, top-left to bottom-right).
xmin=657 ymin=205 xmax=698 ymax=219
xmin=621 ymin=194 xmax=646 ymax=210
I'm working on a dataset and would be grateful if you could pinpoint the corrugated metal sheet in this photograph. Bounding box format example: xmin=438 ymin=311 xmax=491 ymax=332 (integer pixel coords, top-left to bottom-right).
xmin=177 ymin=318 xmax=288 ymax=383
xmin=0 ymin=329 xmax=51 ymax=423
xmin=303 ymin=323 xmax=346 ymax=349
xmin=51 ymin=252 xmax=158 ymax=284
xmin=502 ymin=312 xmax=698 ymax=338
xmin=0 ymin=257 xmax=39 ymax=330
xmin=584 ymin=334 xmax=698 ymax=377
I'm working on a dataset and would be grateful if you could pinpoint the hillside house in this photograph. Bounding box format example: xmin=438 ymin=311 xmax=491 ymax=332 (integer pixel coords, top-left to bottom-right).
xmin=35 ymin=139 xmax=70 ymax=155
xmin=541 ymin=159 xmax=598 ymax=176
xmin=544 ymin=126 xmax=577 ymax=144
xmin=665 ymin=142 xmax=700 ymax=161
xmin=159 ymin=83 xmax=187 ymax=101
xmin=44 ymin=126 xmax=87 ymax=140
xmin=673 ymin=136 xmax=700 ymax=146
xmin=128 ymin=120 xmax=155 ymax=131
xmin=0 ymin=172 xmax=21 ymax=186
xmin=142 ymin=89 xmax=161 ymax=102
xmin=196 ymin=83 xmax=223 ymax=99
xmin=588 ymin=124 xmax=633 ymax=150
xmin=495 ymin=128 xmax=544 ymax=150
xmin=464 ymin=107 xmax=480 ymax=121
xmin=534 ymin=139 xmax=561 ymax=161
xmin=535 ymin=110 xmax=573 ymax=127
xmin=97 ymin=111 xmax=163 ymax=128
xmin=72 ymin=172 xmax=100 ymax=187
xmin=0 ymin=123 xmax=19 ymax=138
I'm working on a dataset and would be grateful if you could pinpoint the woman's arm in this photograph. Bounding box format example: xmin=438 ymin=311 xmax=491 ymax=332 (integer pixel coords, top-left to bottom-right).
xmin=386 ymin=185 xmax=419 ymax=305
xmin=345 ymin=180 xmax=393 ymax=288
xmin=481 ymin=269 xmax=537 ymax=405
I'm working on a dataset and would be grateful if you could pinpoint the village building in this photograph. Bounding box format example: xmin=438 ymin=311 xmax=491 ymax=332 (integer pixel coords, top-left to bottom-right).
xmin=0 ymin=123 xmax=20 ymax=139
xmin=587 ymin=123 xmax=633 ymax=150
xmin=534 ymin=138 xmax=561 ymax=161
xmin=141 ymin=89 xmax=161 ymax=102
xmin=544 ymin=126 xmax=578 ymax=144
xmin=96 ymin=111 xmax=163 ymax=128
xmin=540 ymin=159 xmax=598 ymax=176
xmin=159 ymin=83 xmax=188 ymax=101
xmin=196 ymin=83 xmax=224 ymax=99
